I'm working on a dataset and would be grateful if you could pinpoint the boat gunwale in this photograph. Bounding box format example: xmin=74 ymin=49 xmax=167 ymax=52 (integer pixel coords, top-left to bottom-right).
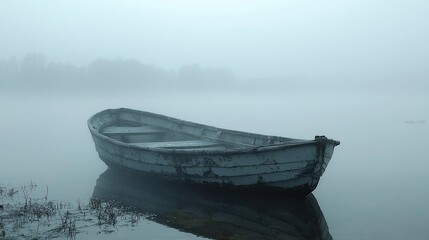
xmin=88 ymin=108 xmax=339 ymax=155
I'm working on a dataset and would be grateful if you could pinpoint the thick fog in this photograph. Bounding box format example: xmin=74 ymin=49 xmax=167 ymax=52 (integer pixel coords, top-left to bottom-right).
xmin=1 ymin=1 xmax=429 ymax=239
xmin=1 ymin=0 xmax=429 ymax=93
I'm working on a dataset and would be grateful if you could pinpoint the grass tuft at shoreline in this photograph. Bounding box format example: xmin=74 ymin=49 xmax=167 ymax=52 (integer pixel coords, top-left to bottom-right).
xmin=0 ymin=183 xmax=146 ymax=239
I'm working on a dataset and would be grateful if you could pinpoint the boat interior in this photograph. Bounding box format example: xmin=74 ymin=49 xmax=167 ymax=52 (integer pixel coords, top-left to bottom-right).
xmin=95 ymin=109 xmax=294 ymax=151
xmin=100 ymin=124 xmax=241 ymax=151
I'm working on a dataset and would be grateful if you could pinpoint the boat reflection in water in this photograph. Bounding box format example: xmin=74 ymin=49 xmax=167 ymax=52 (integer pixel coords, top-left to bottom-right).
xmin=92 ymin=169 xmax=333 ymax=240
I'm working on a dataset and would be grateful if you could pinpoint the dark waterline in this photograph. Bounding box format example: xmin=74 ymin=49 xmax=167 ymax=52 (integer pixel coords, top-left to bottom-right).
xmin=1 ymin=92 xmax=428 ymax=239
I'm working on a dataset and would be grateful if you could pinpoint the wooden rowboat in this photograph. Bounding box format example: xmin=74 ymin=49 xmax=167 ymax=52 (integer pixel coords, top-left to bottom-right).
xmin=88 ymin=108 xmax=340 ymax=195
xmin=93 ymin=169 xmax=333 ymax=240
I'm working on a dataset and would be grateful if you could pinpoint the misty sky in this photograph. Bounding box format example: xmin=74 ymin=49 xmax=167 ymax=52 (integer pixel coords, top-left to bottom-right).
xmin=1 ymin=0 xmax=428 ymax=84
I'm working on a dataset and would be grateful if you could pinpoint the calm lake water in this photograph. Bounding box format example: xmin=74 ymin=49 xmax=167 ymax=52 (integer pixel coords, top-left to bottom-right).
xmin=1 ymin=91 xmax=428 ymax=239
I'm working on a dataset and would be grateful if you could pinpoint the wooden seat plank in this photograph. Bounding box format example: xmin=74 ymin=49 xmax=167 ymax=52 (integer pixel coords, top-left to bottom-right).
xmin=185 ymin=146 xmax=228 ymax=151
xmin=131 ymin=140 xmax=221 ymax=149
xmin=101 ymin=126 xmax=163 ymax=135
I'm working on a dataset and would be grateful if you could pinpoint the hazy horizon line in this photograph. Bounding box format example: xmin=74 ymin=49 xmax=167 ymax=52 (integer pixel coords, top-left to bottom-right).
xmin=1 ymin=53 xmax=427 ymax=95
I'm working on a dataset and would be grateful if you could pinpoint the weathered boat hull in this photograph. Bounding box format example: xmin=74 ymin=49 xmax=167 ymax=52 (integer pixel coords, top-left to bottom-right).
xmin=93 ymin=169 xmax=333 ymax=240
xmin=88 ymin=108 xmax=339 ymax=195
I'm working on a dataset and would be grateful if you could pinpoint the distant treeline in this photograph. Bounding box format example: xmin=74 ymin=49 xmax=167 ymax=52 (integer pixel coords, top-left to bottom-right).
xmin=0 ymin=54 xmax=238 ymax=93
